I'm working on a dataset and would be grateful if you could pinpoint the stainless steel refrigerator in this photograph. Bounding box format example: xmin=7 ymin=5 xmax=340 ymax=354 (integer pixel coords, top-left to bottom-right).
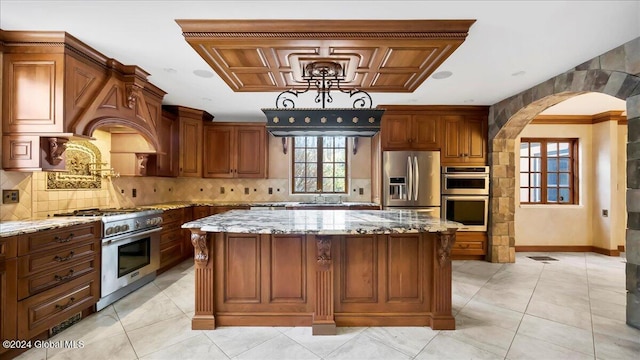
xmin=382 ymin=151 xmax=440 ymax=217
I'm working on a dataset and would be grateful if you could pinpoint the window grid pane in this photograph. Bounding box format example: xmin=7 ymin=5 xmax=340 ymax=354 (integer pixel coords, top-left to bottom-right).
xmin=292 ymin=136 xmax=348 ymax=194
xmin=519 ymin=139 xmax=577 ymax=205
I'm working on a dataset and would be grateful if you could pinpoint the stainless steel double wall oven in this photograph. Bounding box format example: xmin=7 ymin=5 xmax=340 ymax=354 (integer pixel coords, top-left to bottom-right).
xmin=441 ymin=166 xmax=489 ymax=231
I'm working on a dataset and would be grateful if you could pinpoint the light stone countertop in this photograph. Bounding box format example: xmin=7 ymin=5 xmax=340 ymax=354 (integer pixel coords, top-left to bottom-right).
xmin=0 ymin=202 xmax=382 ymax=237
xmin=0 ymin=217 xmax=101 ymax=238
xmin=182 ymin=209 xmax=462 ymax=235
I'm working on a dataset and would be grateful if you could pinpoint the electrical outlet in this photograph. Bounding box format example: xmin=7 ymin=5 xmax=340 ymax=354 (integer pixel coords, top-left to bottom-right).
xmin=132 ymin=189 xmax=137 ymax=198
xmin=244 ymin=187 xmax=249 ymax=195
xmin=220 ymin=187 xmax=225 ymax=194
xmin=602 ymin=209 xmax=608 ymax=217
xmin=268 ymin=187 xmax=273 ymax=194
xmin=359 ymin=188 xmax=364 ymax=195
xmin=2 ymin=190 xmax=19 ymax=204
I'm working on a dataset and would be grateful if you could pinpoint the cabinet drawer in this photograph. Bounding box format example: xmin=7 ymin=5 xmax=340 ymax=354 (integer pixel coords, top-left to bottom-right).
xmin=17 ymin=272 xmax=99 ymax=340
xmin=18 ymin=222 xmax=100 ymax=256
xmin=162 ymin=209 xmax=184 ymax=224
xmin=17 ymin=256 xmax=98 ymax=300
xmin=18 ymin=241 xmax=99 ymax=277
xmin=160 ymin=241 xmax=184 ymax=269
xmin=1 ymin=236 xmax=17 ymax=260
xmin=451 ymin=241 xmax=485 ymax=255
xmin=160 ymin=228 xmax=184 ymax=246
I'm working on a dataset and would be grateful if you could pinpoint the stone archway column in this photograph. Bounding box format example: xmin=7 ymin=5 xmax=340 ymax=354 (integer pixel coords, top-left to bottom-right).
xmin=489 ymin=139 xmax=516 ymax=263
xmin=627 ymin=93 xmax=640 ymax=329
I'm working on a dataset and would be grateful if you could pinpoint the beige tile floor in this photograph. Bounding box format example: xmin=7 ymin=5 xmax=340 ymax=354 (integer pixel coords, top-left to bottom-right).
xmin=14 ymin=252 xmax=640 ymax=360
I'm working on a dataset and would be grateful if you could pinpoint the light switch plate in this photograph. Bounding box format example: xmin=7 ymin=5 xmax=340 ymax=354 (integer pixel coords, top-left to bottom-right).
xmin=3 ymin=189 xmax=19 ymax=204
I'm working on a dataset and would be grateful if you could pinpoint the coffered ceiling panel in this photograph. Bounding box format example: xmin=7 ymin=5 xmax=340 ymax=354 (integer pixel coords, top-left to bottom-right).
xmin=177 ymin=19 xmax=474 ymax=93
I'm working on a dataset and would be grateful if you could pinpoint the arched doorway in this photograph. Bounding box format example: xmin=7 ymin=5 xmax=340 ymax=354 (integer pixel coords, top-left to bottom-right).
xmin=487 ymin=37 xmax=640 ymax=329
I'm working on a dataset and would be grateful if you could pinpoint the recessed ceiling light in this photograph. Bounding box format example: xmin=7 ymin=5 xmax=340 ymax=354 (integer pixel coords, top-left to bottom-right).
xmin=193 ymin=69 xmax=214 ymax=78
xmin=432 ymin=71 xmax=453 ymax=79
xmin=512 ymin=70 xmax=526 ymax=77
xmin=163 ymin=68 xmax=177 ymax=73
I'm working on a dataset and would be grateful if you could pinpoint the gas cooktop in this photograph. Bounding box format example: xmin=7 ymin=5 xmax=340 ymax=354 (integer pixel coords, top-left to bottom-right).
xmin=53 ymin=208 xmax=147 ymax=217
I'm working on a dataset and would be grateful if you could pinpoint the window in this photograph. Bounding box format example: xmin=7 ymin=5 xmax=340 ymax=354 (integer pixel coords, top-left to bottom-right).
xmin=292 ymin=136 xmax=347 ymax=193
xmin=519 ymin=138 xmax=578 ymax=204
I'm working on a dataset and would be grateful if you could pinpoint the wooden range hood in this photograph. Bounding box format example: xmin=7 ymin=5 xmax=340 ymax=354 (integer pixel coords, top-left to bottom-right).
xmin=1 ymin=30 xmax=166 ymax=170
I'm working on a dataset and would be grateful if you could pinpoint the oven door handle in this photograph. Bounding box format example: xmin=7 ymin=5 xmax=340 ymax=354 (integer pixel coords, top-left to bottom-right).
xmin=103 ymin=227 xmax=162 ymax=245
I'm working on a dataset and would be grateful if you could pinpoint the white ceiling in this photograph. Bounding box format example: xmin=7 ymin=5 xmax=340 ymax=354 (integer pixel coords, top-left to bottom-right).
xmin=1 ymin=0 xmax=637 ymax=121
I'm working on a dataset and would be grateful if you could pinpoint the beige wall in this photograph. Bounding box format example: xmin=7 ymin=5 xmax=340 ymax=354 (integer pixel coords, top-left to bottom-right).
xmin=514 ymin=121 xmax=626 ymax=250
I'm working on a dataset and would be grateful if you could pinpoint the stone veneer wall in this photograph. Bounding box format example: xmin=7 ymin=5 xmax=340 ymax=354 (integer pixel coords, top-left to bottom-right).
xmin=487 ymin=37 xmax=640 ymax=329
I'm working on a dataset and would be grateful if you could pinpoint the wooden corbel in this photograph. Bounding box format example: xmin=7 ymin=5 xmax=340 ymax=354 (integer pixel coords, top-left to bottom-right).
xmin=43 ymin=137 xmax=69 ymax=166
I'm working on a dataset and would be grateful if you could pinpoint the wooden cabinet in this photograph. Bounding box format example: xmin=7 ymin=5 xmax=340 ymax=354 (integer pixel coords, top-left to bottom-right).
xmin=14 ymin=222 xmax=101 ymax=342
xmin=379 ymin=105 xmax=488 ymax=166
xmin=441 ymin=115 xmax=487 ymax=165
xmin=381 ymin=114 xmax=440 ymax=150
xmin=1 ymin=237 xmax=18 ymax=358
xmin=147 ymin=109 xmax=179 ymax=177
xmin=179 ymin=116 xmax=203 ymax=177
xmin=159 ymin=208 xmax=189 ymax=273
xmin=160 ymin=105 xmax=213 ymax=178
xmin=451 ymin=232 xmax=487 ymax=260
xmin=1 ymin=32 xmax=167 ymax=171
xmin=203 ymin=123 xmax=267 ymax=178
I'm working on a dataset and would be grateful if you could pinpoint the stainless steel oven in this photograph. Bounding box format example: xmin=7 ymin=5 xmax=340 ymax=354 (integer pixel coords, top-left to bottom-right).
xmin=441 ymin=166 xmax=490 ymax=195
xmin=100 ymin=227 xmax=160 ymax=299
xmin=95 ymin=209 xmax=162 ymax=310
xmin=441 ymin=195 xmax=488 ymax=231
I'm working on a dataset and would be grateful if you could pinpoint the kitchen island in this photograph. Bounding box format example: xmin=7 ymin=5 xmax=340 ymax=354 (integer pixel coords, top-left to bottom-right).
xmin=182 ymin=209 xmax=461 ymax=335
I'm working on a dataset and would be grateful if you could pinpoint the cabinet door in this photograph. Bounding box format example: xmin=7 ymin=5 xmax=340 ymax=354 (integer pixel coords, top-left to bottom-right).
xmin=203 ymin=125 xmax=234 ymax=178
xmin=441 ymin=115 xmax=466 ymax=164
xmin=411 ymin=115 xmax=440 ymax=150
xmin=381 ymin=114 xmax=412 ymax=150
xmin=464 ymin=116 xmax=487 ymax=164
xmin=235 ymin=126 xmax=266 ymax=178
xmin=179 ymin=117 xmax=202 ymax=177
xmin=149 ymin=112 xmax=178 ymax=177
xmin=3 ymin=53 xmax=65 ymax=133
xmin=1 ymin=259 xmax=18 ymax=356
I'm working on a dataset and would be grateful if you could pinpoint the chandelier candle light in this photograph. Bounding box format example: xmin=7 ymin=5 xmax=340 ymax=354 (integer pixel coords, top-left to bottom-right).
xmin=262 ymin=61 xmax=385 ymax=137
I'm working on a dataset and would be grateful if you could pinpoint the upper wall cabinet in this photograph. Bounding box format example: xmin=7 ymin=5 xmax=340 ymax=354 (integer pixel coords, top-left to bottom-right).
xmin=164 ymin=105 xmax=213 ymax=178
xmin=1 ymin=31 xmax=166 ymax=170
xmin=381 ymin=113 xmax=440 ymax=150
xmin=147 ymin=108 xmax=179 ymax=177
xmin=441 ymin=114 xmax=487 ymax=165
xmin=203 ymin=123 xmax=267 ymax=179
xmin=379 ymin=105 xmax=489 ymax=166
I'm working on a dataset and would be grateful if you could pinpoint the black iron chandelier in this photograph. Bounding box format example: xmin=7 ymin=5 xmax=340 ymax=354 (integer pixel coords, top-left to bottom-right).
xmin=262 ymin=61 xmax=385 ymax=137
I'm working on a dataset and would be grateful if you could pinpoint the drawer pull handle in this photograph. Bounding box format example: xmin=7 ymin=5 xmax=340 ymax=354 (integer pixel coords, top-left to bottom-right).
xmin=54 ymin=233 xmax=74 ymax=243
xmin=54 ymin=269 xmax=74 ymax=281
xmin=460 ymin=244 xmax=470 ymax=249
xmin=54 ymin=251 xmax=74 ymax=262
xmin=55 ymin=297 xmax=75 ymax=311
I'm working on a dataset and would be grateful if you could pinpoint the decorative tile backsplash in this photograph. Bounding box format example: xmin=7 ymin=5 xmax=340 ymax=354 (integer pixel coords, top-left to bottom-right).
xmin=47 ymin=141 xmax=102 ymax=190
xmin=110 ymin=177 xmax=372 ymax=206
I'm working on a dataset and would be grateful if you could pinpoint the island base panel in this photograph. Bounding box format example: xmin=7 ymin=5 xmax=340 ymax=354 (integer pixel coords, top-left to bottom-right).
xmin=192 ymin=315 xmax=215 ymax=330
xmin=189 ymin=231 xmax=455 ymax=333
xmin=216 ymin=313 xmax=312 ymax=327
xmin=312 ymin=320 xmax=337 ymax=335
xmin=430 ymin=315 xmax=456 ymax=330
